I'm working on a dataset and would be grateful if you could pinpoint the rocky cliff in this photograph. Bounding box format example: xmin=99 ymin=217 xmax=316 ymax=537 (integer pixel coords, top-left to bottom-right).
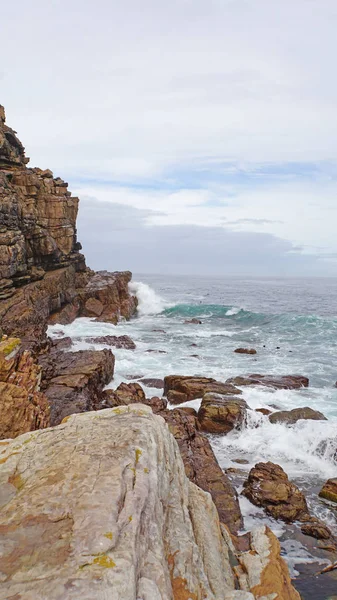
xmin=0 ymin=405 xmax=300 ymax=600
xmin=0 ymin=105 xmax=137 ymax=345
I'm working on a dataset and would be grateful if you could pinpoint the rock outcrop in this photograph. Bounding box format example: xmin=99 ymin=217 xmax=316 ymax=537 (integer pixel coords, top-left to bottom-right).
xmin=226 ymin=374 xmax=309 ymax=389
xmin=164 ymin=375 xmax=242 ymax=404
xmin=0 ymin=335 xmax=49 ymax=439
xmin=198 ymin=393 xmax=249 ymax=434
xmin=0 ymin=405 xmax=300 ymax=600
xmin=0 ymin=106 xmax=137 ymax=345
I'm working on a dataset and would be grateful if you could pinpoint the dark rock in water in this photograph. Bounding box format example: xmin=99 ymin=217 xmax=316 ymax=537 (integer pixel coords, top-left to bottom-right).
xmin=319 ymin=478 xmax=337 ymax=504
xmin=125 ymin=374 xmax=144 ymax=380
xmin=85 ymin=334 xmax=136 ymax=350
xmin=234 ymin=348 xmax=257 ymax=355
xmin=152 ymin=329 xmax=166 ymax=333
xmin=256 ymin=408 xmax=272 ymax=416
xmin=233 ymin=458 xmax=250 ymax=464
xmin=226 ymin=374 xmax=309 ymax=390
xmin=190 ymin=343 xmax=198 ymax=347
xmin=164 ymin=375 xmax=242 ymax=404
xmin=138 ymin=377 xmax=164 ymax=389
xmin=269 ymin=407 xmax=327 ymax=425
xmin=190 ymin=354 xmax=200 ymax=358
xmin=242 ymin=461 xmax=308 ymax=522
xmin=198 ymin=393 xmax=249 ymax=434
xmin=161 ymin=407 xmax=243 ymax=534
xmin=39 ymin=348 xmax=115 ymax=426
xmin=184 ymin=318 xmax=202 ymax=324
xmin=145 ymin=349 xmax=167 ymax=354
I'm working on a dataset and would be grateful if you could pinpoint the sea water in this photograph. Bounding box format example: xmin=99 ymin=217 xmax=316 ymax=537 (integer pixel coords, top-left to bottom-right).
xmin=48 ymin=274 xmax=337 ymax=595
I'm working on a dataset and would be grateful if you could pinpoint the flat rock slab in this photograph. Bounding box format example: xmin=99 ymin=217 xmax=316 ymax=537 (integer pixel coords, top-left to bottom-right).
xmin=0 ymin=405 xmax=235 ymax=600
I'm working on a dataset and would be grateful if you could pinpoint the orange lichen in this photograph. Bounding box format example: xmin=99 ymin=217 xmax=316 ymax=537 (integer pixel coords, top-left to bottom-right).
xmin=167 ymin=552 xmax=198 ymax=600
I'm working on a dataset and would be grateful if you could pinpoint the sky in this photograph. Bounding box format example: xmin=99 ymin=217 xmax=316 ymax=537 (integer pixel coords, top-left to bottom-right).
xmin=1 ymin=0 xmax=337 ymax=276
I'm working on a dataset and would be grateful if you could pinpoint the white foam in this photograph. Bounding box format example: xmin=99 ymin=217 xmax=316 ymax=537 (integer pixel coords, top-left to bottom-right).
xmin=226 ymin=307 xmax=242 ymax=316
xmin=129 ymin=281 xmax=169 ymax=315
xmin=280 ymin=539 xmax=329 ymax=578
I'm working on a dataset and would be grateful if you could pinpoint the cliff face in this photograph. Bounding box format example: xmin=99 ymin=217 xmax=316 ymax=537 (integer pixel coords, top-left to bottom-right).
xmin=0 ymin=106 xmax=136 ymax=343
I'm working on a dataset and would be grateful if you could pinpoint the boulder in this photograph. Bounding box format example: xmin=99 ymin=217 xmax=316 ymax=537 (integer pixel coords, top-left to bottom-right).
xmin=226 ymin=373 xmax=309 ymax=389
xmin=198 ymin=393 xmax=249 ymax=434
xmin=242 ymin=462 xmax=308 ymax=522
xmin=0 ymin=405 xmax=236 ymax=599
xmin=86 ymin=335 xmax=136 ymax=350
xmin=39 ymin=348 xmax=115 ymax=425
xmin=101 ymin=384 xmax=167 ymax=414
xmin=269 ymin=406 xmax=327 ymax=425
xmin=162 ymin=408 xmax=243 ymax=534
xmin=164 ymin=375 xmax=242 ymax=404
xmin=234 ymin=348 xmax=257 ymax=355
xmin=319 ymin=478 xmax=337 ymax=504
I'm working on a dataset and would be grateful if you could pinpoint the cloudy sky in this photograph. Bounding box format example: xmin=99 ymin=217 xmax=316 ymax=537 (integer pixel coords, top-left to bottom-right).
xmin=2 ymin=0 xmax=337 ymax=275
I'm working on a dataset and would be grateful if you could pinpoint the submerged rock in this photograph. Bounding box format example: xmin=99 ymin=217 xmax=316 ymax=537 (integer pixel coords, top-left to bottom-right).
xmin=234 ymin=348 xmax=257 ymax=355
xmin=269 ymin=406 xmax=327 ymax=424
xmin=85 ymin=334 xmax=136 ymax=350
xmin=319 ymin=478 xmax=337 ymax=504
xmin=198 ymin=393 xmax=249 ymax=434
xmin=184 ymin=318 xmax=202 ymax=324
xmin=227 ymin=373 xmax=309 ymax=389
xmin=164 ymin=375 xmax=242 ymax=404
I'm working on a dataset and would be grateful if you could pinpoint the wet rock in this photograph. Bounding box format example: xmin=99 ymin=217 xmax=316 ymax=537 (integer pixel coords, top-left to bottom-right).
xmin=145 ymin=348 xmax=167 ymax=354
xmin=152 ymin=328 xmax=166 ymax=333
xmin=300 ymin=517 xmax=333 ymax=540
xmin=255 ymin=408 xmax=272 ymax=416
xmin=86 ymin=334 xmax=136 ymax=350
xmin=39 ymin=348 xmax=115 ymax=425
xmin=227 ymin=373 xmax=309 ymax=389
xmin=138 ymin=377 xmax=164 ymax=389
xmin=164 ymin=374 xmax=242 ymax=404
xmin=234 ymin=348 xmax=257 ymax=355
xmin=162 ymin=408 xmax=243 ymax=534
xmin=184 ymin=318 xmax=202 ymax=324
xmin=0 ymin=405 xmax=236 ymax=600
xmin=269 ymin=406 xmax=327 ymax=424
xmin=233 ymin=458 xmax=250 ymax=464
xmin=198 ymin=393 xmax=249 ymax=434
xmin=52 ymin=336 xmax=73 ymax=350
xmin=242 ymin=462 xmax=308 ymax=522
xmin=319 ymin=478 xmax=337 ymax=504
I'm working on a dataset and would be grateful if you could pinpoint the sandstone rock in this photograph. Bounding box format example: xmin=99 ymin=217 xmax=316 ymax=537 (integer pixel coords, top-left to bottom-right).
xmin=319 ymin=478 xmax=337 ymax=504
xmin=242 ymin=462 xmax=308 ymax=522
xmin=198 ymin=393 xmax=249 ymax=434
xmin=103 ymin=382 xmax=146 ymax=406
xmin=0 ymin=336 xmax=50 ymax=439
xmin=164 ymin=375 xmax=242 ymax=404
xmin=0 ymin=405 xmax=237 ymax=599
xmin=86 ymin=334 xmax=136 ymax=350
xmin=227 ymin=373 xmax=309 ymax=389
xmin=300 ymin=517 xmax=333 ymax=540
xmin=162 ymin=408 xmax=243 ymax=534
xmin=39 ymin=348 xmax=115 ymax=425
xmin=78 ymin=270 xmax=137 ymax=324
xmin=269 ymin=406 xmax=327 ymax=424
xmin=234 ymin=348 xmax=257 ymax=355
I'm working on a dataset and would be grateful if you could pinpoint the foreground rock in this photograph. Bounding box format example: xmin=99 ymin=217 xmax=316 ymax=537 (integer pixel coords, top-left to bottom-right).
xmin=319 ymin=478 xmax=337 ymax=504
xmin=162 ymin=408 xmax=243 ymax=534
xmin=227 ymin=374 xmax=309 ymax=389
xmin=0 ymin=336 xmax=49 ymax=439
xmin=39 ymin=347 xmax=115 ymax=425
xmin=198 ymin=393 xmax=249 ymax=434
xmin=164 ymin=375 xmax=242 ymax=404
xmin=269 ymin=406 xmax=327 ymax=425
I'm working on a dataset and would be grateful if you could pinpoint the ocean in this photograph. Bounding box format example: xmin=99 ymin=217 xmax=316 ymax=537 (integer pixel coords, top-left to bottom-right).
xmin=48 ymin=274 xmax=337 ymax=598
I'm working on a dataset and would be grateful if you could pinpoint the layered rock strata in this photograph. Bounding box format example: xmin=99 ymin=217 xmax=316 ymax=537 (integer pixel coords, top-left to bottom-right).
xmin=0 ymin=405 xmax=301 ymax=600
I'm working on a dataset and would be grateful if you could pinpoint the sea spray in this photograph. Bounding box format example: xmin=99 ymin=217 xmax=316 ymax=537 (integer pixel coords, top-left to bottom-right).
xmin=128 ymin=281 xmax=169 ymax=315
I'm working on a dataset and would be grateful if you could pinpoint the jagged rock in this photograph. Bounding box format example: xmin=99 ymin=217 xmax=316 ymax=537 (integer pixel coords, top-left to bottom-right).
xmin=269 ymin=406 xmax=327 ymax=424
xmin=0 ymin=336 xmax=49 ymax=439
xmin=226 ymin=373 xmax=309 ymax=389
xmin=38 ymin=348 xmax=115 ymax=425
xmin=0 ymin=405 xmax=238 ymax=599
xmin=242 ymin=462 xmax=308 ymax=522
xmin=85 ymin=334 xmax=136 ymax=350
xmin=234 ymin=348 xmax=257 ymax=355
xmin=162 ymin=408 xmax=243 ymax=534
xmin=101 ymin=383 xmax=167 ymax=414
xmin=198 ymin=393 xmax=249 ymax=434
xmin=319 ymin=478 xmax=337 ymax=504
xmin=164 ymin=375 xmax=242 ymax=404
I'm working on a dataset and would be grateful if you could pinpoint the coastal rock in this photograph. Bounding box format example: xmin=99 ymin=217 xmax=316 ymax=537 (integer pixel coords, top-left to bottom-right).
xmin=101 ymin=383 xmax=167 ymax=414
xmin=164 ymin=375 xmax=242 ymax=404
xmin=319 ymin=478 xmax=337 ymax=504
xmin=39 ymin=348 xmax=115 ymax=425
xmin=184 ymin=318 xmax=202 ymax=324
xmin=269 ymin=406 xmax=327 ymax=425
xmin=242 ymin=462 xmax=308 ymax=522
xmin=85 ymin=334 xmax=136 ymax=350
xmin=0 ymin=405 xmax=237 ymax=599
xmin=138 ymin=377 xmax=165 ymax=389
xmin=0 ymin=336 xmax=49 ymax=439
xmin=162 ymin=407 xmax=243 ymax=534
xmin=234 ymin=348 xmax=257 ymax=355
xmin=226 ymin=373 xmax=309 ymax=389
xmin=198 ymin=393 xmax=249 ymax=434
